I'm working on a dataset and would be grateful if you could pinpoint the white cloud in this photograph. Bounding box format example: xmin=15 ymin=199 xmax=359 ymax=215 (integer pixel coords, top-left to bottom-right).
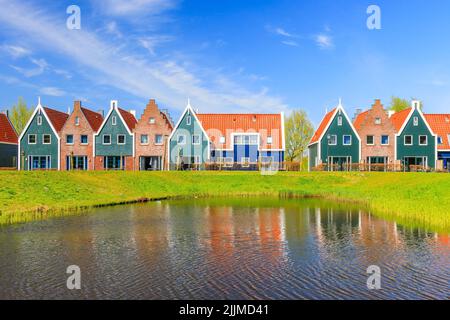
xmin=315 ymin=34 xmax=333 ymax=49
xmin=11 ymin=58 xmax=48 ymax=77
xmin=281 ymin=40 xmax=299 ymax=47
xmin=94 ymin=0 xmax=177 ymax=16
xmin=0 ymin=0 xmax=286 ymax=113
xmin=104 ymin=21 xmax=123 ymax=38
xmin=139 ymin=35 xmax=174 ymax=55
xmin=40 ymin=86 xmax=66 ymax=97
xmin=1 ymin=44 xmax=31 ymax=58
xmin=275 ymin=27 xmax=294 ymax=38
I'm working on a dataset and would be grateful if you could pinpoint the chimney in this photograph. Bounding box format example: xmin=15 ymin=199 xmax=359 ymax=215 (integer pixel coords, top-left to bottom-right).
xmin=73 ymin=100 xmax=82 ymax=111
xmin=412 ymin=100 xmax=421 ymax=110
xmin=129 ymin=109 xmax=136 ymax=117
xmin=110 ymin=100 xmax=118 ymax=109
xmin=388 ymin=110 xmax=395 ymax=118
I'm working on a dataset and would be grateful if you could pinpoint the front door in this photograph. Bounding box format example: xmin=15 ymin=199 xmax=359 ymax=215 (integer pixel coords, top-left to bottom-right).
xmin=328 ymin=156 xmax=352 ymax=171
xmin=140 ymin=156 xmax=162 ymax=171
xmin=29 ymin=156 xmax=51 ymax=170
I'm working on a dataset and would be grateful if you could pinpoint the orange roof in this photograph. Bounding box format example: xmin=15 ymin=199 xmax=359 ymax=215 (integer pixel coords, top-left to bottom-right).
xmin=118 ymin=108 xmax=137 ymax=131
xmin=389 ymin=108 xmax=412 ymax=132
xmin=353 ymin=110 xmax=370 ymax=131
xmin=44 ymin=107 xmax=69 ymax=132
xmin=0 ymin=113 xmax=18 ymax=144
xmin=309 ymin=108 xmax=336 ymax=145
xmin=424 ymin=114 xmax=450 ymax=150
xmin=196 ymin=113 xmax=283 ymax=149
xmin=81 ymin=107 xmax=103 ymax=132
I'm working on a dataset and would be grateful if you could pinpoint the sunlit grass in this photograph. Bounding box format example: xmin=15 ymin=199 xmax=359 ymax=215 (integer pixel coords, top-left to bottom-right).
xmin=0 ymin=171 xmax=448 ymax=232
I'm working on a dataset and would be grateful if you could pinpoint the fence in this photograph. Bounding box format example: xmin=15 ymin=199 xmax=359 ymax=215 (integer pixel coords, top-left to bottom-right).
xmin=169 ymin=161 xmax=303 ymax=172
xmin=311 ymin=162 xmax=448 ymax=173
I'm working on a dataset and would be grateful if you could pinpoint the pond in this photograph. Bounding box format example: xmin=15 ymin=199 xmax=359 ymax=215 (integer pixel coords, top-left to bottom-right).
xmin=0 ymin=198 xmax=448 ymax=299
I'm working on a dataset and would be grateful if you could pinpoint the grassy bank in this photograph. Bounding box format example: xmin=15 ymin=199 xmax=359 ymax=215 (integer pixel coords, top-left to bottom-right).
xmin=0 ymin=171 xmax=449 ymax=232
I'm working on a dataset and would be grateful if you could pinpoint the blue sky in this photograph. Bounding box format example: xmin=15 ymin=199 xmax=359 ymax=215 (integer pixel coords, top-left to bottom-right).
xmin=0 ymin=0 xmax=450 ymax=126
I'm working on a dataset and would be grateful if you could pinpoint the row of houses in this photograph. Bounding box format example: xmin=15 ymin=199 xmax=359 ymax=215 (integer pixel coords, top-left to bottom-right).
xmin=0 ymin=98 xmax=285 ymax=171
xmin=308 ymin=99 xmax=450 ymax=171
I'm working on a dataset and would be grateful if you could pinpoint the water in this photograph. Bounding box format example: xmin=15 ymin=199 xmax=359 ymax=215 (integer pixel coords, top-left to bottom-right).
xmin=0 ymin=198 xmax=448 ymax=300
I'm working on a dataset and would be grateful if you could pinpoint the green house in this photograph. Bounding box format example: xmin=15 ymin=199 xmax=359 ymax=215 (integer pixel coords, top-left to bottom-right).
xmin=18 ymin=101 xmax=68 ymax=170
xmin=94 ymin=100 xmax=137 ymax=170
xmin=393 ymin=101 xmax=437 ymax=170
xmin=308 ymin=102 xmax=361 ymax=171
xmin=168 ymin=102 xmax=210 ymax=170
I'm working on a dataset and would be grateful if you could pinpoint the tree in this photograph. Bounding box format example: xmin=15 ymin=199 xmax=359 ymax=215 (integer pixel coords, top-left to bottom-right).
xmin=388 ymin=96 xmax=424 ymax=112
xmin=285 ymin=110 xmax=314 ymax=169
xmin=9 ymin=97 xmax=32 ymax=135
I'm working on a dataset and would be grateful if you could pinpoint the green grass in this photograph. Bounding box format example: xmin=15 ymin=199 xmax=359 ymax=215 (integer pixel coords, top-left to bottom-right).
xmin=0 ymin=171 xmax=449 ymax=232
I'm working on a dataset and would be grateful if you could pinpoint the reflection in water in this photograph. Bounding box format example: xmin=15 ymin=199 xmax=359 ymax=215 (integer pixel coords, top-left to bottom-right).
xmin=0 ymin=198 xmax=448 ymax=300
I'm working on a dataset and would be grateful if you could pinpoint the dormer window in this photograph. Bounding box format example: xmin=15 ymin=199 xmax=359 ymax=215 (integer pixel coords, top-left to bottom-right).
xmin=37 ymin=116 xmax=42 ymax=126
xmin=149 ymin=117 xmax=155 ymax=124
xmin=375 ymin=118 xmax=381 ymax=125
xmin=75 ymin=116 xmax=79 ymax=126
xmin=186 ymin=116 xmax=191 ymax=125
xmin=112 ymin=116 xmax=117 ymax=125
xmin=413 ymin=117 xmax=419 ymax=126
xmin=337 ymin=116 xmax=343 ymax=126
xmin=438 ymin=136 xmax=443 ymax=145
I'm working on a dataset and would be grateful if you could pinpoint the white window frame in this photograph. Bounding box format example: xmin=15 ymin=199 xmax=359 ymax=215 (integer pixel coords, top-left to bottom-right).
xmin=103 ymin=134 xmax=112 ymax=145
xmin=155 ymin=134 xmax=163 ymax=145
xmin=80 ymin=135 xmax=88 ymax=145
xmin=328 ymin=135 xmax=337 ymax=146
xmin=267 ymin=136 xmax=273 ymax=144
xmin=28 ymin=134 xmax=37 ymax=144
xmin=177 ymin=134 xmax=186 ymax=145
xmin=381 ymin=135 xmax=389 ymax=145
xmin=37 ymin=116 xmax=42 ymax=126
xmin=419 ymin=135 xmax=428 ymax=146
xmin=366 ymin=135 xmax=374 ymax=146
xmin=404 ymin=135 xmax=413 ymax=146
xmin=43 ymin=134 xmax=51 ymax=145
xmin=112 ymin=116 xmax=117 ymax=126
xmin=219 ymin=136 xmax=226 ymax=144
xmin=241 ymin=157 xmax=250 ymax=167
xmin=117 ymin=134 xmax=126 ymax=145
xmin=413 ymin=117 xmax=419 ymax=126
xmin=75 ymin=116 xmax=80 ymax=126
xmin=140 ymin=134 xmax=149 ymax=145
xmin=224 ymin=157 xmax=234 ymax=167
xmin=186 ymin=116 xmax=191 ymax=125
xmin=192 ymin=134 xmax=200 ymax=145
xmin=375 ymin=117 xmax=381 ymax=125
xmin=337 ymin=116 xmax=343 ymax=126
xmin=343 ymin=135 xmax=352 ymax=146
xmin=149 ymin=117 xmax=155 ymax=124
xmin=66 ymin=134 xmax=74 ymax=145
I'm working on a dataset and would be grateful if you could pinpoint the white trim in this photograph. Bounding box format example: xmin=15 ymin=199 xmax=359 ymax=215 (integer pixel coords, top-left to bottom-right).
xmin=419 ymin=135 xmax=428 ymax=146
xmin=280 ymin=111 xmax=286 ymax=151
xmin=366 ymin=135 xmax=375 ymax=146
xmin=117 ymin=134 xmax=126 ymax=145
xmin=80 ymin=134 xmax=88 ymax=145
xmin=404 ymin=135 xmax=413 ymax=146
xmin=381 ymin=135 xmax=389 ymax=146
xmin=192 ymin=134 xmax=200 ymax=145
xmin=343 ymin=134 xmax=352 ymax=146
xmin=42 ymin=134 xmax=51 ymax=145
xmin=28 ymin=134 xmax=37 ymax=144
xmin=328 ymin=134 xmax=337 ymax=146
xmin=66 ymin=134 xmax=74 ymax=145
xmin=103 ymin=134 xmax=112 ymax=145
xmin=177 ymin=134 xmax=186 ymax=145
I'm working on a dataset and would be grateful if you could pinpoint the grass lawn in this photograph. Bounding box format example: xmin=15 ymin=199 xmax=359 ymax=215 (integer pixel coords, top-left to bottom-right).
xmin=0 ymin=171 xmax=449 ymax=232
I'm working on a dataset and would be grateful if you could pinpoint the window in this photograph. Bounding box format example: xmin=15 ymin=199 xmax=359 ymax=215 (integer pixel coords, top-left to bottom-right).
xmin=75 ymin=116 xmax=79 ymax=126
xmin=28 ymin=134 xmax=37 ymax=144
xmin=149 ymin=117 xmax=155 ymax=124
xmin=328 ymin=135 xmax=337 ymax=145
xmin=117 ymin=134 xmax=126 ymax=145
xmin=234 ymin=135 xmax=242 ymax=144
xmin=155 ymin=134 xmax=163 ymax=145
xmin=112 ymin=116 xmax=117 ymax=125
xmin=104 ymin=156 xmax=125 ymax=170
xmin=419 ymin=135 xmax=428 ymax=146
xmin=186 ymin=116 xmax=191 ymax=125
xmin=337 ymin=116 xmax=343 ymax=126
xmin=241 ymin=157 xmax=250 ymax=167
xmin=404 ymin=135 xmax=412 ymax=146
xmin=177 ymin=135 xmax=186 ymax=145
xmin=233 ymin=135 xmax=258 ymax=145
xmin=267 ymin=136 xmax=273 ymax=144
xmin=192 ymin=135 xmax=200 ymax=145
xmin=37 ymin=116 xmax=42 ymax=126
xmin=260 ymin=156 xmax=274 ymax=164
xmin=438 ymin=136 xmax=443 ymax=145
xmin=366 ymin=135 xmax=374 ymax=145
xmin=375 ymin=117 xmax=382 ymax=125
xmin=343 ymin=135 xmax=352 ymax=145
xmin=140 ymin=134 xmax=149 ymax=144
xmin=66 ymin=156 xmax=87 ymax=170
xmin=103 ymin=134 xmax=111 ymax=145
xmin=413 ymin=117 xmax=419 ymax=126
xmin=381 ymin=135 xmax=389 ymax=145
xmin=80 ymin=135 xmax=88 ymax=144
xmin=219 ymin=136 xmax=226 ymax=144
xmin=66 ymin=134 xmax=74 ymax=145
xmin=249 ymin=135 xmax=258 ymax=145
xmin=43 ymin=134 xmax=51 ymax=144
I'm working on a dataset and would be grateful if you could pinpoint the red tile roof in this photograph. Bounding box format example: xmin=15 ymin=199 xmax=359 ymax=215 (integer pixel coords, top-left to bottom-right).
xmin=44 ymin=107 xmax=69 ymax=133
xmin=353 ymin=110 xmax=370 ymax=131
xmin=81 ymin=107 xmax=103 ymax=132
xmin=424 ymin=114 xmax=450 ymax=150
xmin=309 ymin=108 xmax=336 ymax=145
xmin=389 ymin=108 xmax=412 ymax=132
xmin=118 ymin=108 xmax=137 ymax=131
xmin=0 ymin=113 xmax=18 ymax=144
xmin=196 ymin=113 xmax=283 ymax=149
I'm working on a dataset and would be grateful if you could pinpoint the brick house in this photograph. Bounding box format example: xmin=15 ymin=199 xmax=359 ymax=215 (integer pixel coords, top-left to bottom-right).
xmin=353 ymin=99 xmax=397 ymax=169
xmin=60 ymin=101 xmax=103 ymax=170
xmin=134 ymin=99 xmax=173 ymax=170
